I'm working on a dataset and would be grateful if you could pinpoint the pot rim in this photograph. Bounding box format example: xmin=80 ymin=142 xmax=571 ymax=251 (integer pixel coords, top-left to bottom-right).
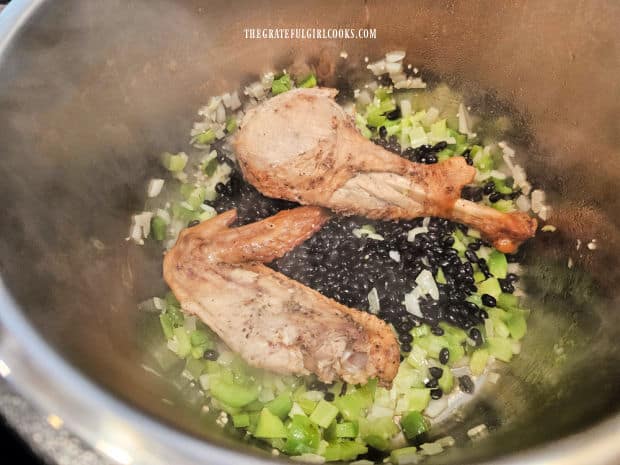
xmin=0 ymin=1 xmax=619 ymax=464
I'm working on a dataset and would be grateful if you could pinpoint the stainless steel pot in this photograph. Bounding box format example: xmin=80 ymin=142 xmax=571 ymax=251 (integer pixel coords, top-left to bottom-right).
xmin=0 ymin=0 xmax=619 ymax=464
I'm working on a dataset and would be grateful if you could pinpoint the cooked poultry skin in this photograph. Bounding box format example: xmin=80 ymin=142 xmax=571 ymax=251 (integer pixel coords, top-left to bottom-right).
xmin=235 ymin=87 xmax=537 ymax=253
xmin=163 ymin=207 xmax=400 ymax=386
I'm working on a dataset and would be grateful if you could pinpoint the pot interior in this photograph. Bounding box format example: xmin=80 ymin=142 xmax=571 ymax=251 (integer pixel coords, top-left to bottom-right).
xmin=1 ymin=1 xmax=619 ymax=464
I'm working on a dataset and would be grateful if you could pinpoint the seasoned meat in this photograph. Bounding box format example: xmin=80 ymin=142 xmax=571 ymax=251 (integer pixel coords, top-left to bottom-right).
xmin=234 ymin=87 xmax=536 ymax=253
xmin=163 ymin=207 xmax=400 ymax=386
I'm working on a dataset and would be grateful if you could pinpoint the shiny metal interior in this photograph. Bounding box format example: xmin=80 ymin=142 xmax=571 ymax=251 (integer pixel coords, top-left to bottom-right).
xmin=0 ymin=0 xmax=619 ymax=464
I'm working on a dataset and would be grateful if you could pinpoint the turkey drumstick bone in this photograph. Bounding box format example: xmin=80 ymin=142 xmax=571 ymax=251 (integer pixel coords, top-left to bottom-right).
xmin=235 ymin=88 xmax=537 ymax=253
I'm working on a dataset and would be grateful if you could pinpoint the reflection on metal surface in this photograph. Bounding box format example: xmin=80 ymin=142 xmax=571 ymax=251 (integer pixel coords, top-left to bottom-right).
xmin=95 ymin=441 xmax=133 ymax=465
xmin=46 ymin=414 xmax=64 ymax=430
xmin=0 ymin=360 xmax=10 ymax=377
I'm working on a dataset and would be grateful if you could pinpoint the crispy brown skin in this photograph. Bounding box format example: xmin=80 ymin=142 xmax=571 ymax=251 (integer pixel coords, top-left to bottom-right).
xmin=235 ymin=87 xmax=536 ymax=253
xmin=163 ymin=207 xmax=400 ymax=386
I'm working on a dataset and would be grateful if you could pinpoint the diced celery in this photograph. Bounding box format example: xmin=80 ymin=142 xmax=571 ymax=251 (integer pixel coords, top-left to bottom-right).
xmin=359 ymin=417 xmax=399 ymax=451
xmin=487 ymin=250 xmax=508 ymax=279
xmin=486 ymin=337 xmax=514 ymax=362
xmin=288 ymin=402 xmax=307 ymax=418
xmin=203 ymin=360 xmax=221 ymax=374
xmin=232 ymin=413 xmax=250 ymax=428
xmin=254 ymin=408 xmax=288 ymax=438
xmin=225 ymin=116 xmax=237 ymax=134
xmin=165 ymin=291 xmax=180 ymax=307
xmin=451 ymin=233 xmax=467 ymax=253
xmin=181 ymin=185 xmax=207 ymax=210
xmin=506 ymin=311 xmax=527 ymax=340
xmin=474 ymin=271 xmax=486 ymax=283
xmin=400 ymin=411 xmax=428 ymax=440
xmin=184 ymin=357 xmax=204 ymax=379
xmin=497 ymin=292 xmax=518 ymax=310
xmin=284 ymin=415 xmax=320 ymax=455
xmin=437 ymin=147 xmax=454 ymax=162
xmin=477 ymin=278 xmax=502 ymax=298
xmin=470 ymin=349 xmax=489 ymax=376
xmin=474 ymin=148 xmax=494 ymax=171
xmin=407 ymin=388 xmax=431 ymax=412
xmin=297 ymin=398 xmax=318 ymax=416
xmin=406 ymin=345 xmax=428 ymax=369
xmin=492 ymin=178 xmax=513 ymax=194
xmin=367 ymin=111 xmax=387 ymax=128
xmin=173 ymin=327 xmax=192 ymax=358
xmin=298 ymin=73 xmax=317 ymax=88
xmin=323 ymin=441 xmax=368 ymax=462
xmin=414 ymin=337 xmax=443 ymax=359
xmin=194 ymin=128 xmax=216 ymax=145
xmin=390 ymin=446 xmax=420 ymax=465
xmin=309 ymin=400 xmax=339 ymax=428
xmin=438 ymin=368 xmax=454 ymax=393
xmin=335 ymin=422 xmax=358 ymax=438
xmin=159 ymin=313 xmax=174 ymax=339
xmin=267 ymin=392 xmax=293 ymax=420
xmin=272 ymin=74 xmax=293 ymax=95
xmin=210 ymin=377 xmax=259 ymax=408
xmin=244 ymin=400 xmax=265 ymax=412
xmin=411 ymin=325 xmax=430 ymax=338
xmin=435 ymin=268 xmax=447 ymax=284
xmin=161 ymin=152 xmax=188 ymax=172
xmin=190 ymin=329 xmax=210 ymax=347
xmin=203 ymin=157 xmax=218 ymax=176
xmin=492 ymin=199 xmax=516 ymax=213
xmin=334 ymin=391 xmax=372 ymax=421
xmin=150 ymin=215 xmax=167 ymax=241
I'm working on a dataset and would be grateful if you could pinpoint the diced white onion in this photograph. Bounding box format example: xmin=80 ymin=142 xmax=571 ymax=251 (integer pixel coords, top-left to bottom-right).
xmin=368 ymin=287 xmax=380 ymax=314
xmin=415 ymin=269 xmax=439 ymax=300
xmin=291 ymin=454 xmax=326 ymax=464
xmin=389 ymin=250 xmax=401 ymax=262
xmin=147 ymin=178 xmax=165 ymax=198
xmin=229 ymin=91 xmax=242 ymax=110
xmin=404 ymin=288 xmax=423 ymax=317
xmin=400 ymin=99 xmax=412 ymax=117
xmin=385 ymin=50 xmax=406 ymax=62
xmin=425 ymin=397 xmax=448 ymax=418
xmin=394 ymin=77 xmax=427 ymax=89
xmin=467 ymin=423 xmax=489 ymax=440
xmin=367 ymin=59 xmax=386 ymax=75
xmin=420 ymin=441 xmax=444 ymax=456
xmin=385 ymin=61 xmax=403 ymax=74
xmin=458 ymin=103 xmax=476 ymax=138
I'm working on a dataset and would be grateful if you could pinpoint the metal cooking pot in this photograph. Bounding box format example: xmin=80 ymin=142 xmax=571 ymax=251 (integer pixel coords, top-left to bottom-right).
xmin=0 ymin=0 xmax=619 ymax=464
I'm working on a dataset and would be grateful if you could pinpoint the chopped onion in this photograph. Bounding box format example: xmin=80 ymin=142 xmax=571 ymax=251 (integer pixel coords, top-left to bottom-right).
xmin=367 ymin=59 xmax=386 ymax=75
xmin=394 ymin=77 xmax=427 ymax=89
xmin=368 ymin=287 xmax=380 ymax=314
xmin=400 ymin=99 xmax=412 ymax=117
xmin=516 ymin=194 xmax=531 ymax=212
xmin=147 ymin=178 xmax=165 ymax=198
xmin=407 ymin=226 xmax=429 ymax=242
xmin=458 ymin=103 xmax=476 ymax=138
xmin=415 ymin=269 xmax=439 ymax=300
xmin=425 ymin=397 xmax=448 ymax=418
xmin=531 ymin=189 xmax=546 ymax=213
xmin=435 ymin=436 xmax=456 ymax=448
xmin=389 ymin=250 xmax=401 ymax=262
xmin=420 ymin=442 xmax=444 ymax=456
xmin=385 ymin=61 xmax=403 ymax=74
xmin=467 ymin=423 xmax=489 ymax=440
xmin=385 ymin=50 xmax=406 ymax=62
xmin=404 ymin=288 xmax=423 ymax=317
xmin=291 ymin=454 xmax=326 ymax=464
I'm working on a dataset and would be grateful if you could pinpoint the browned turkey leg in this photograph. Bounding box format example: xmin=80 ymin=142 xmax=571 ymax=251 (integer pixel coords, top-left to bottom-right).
xmin=235 ymin=87 xmax=536 ymax=253
xmin=164 ymin=206 xmax=400 ymax=386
